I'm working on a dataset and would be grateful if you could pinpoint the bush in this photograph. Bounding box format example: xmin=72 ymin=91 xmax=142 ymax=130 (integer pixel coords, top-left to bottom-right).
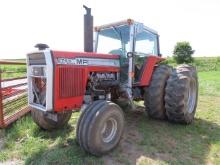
xmin=173 ymin=41 xmax=194 ymax=64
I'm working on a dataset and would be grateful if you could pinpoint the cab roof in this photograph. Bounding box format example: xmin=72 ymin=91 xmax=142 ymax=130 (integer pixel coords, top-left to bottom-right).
xmin=94 ymin=19 xmax=158 ymax=35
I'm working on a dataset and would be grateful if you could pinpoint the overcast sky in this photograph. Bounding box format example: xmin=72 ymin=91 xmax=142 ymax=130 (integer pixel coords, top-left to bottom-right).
xmin=0 ymin=0 xmax=219 ymax=59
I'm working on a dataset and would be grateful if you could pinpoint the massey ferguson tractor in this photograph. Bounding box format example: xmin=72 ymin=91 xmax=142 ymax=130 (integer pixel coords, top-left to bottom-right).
xmin=26 ymin=6 xmax=198 ymax=156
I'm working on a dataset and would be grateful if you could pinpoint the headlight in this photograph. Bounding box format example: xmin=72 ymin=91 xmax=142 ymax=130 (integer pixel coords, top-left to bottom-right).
xmin=32 ymin=67 xmax=46 ymax=76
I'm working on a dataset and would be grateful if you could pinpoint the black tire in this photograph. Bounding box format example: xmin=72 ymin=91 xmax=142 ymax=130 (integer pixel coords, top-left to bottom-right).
xmin=77 ymin=100 xmax=105 ymax=152
xmin=31 ymin=109 xmax=72 ymax=130
xmin=76 ymin=108 xmax=87 ymax=144
xmin=165 ymin=64 xmax=198 ymax=124
xmin=144 ymin=65 xmax=172 ymax=119
xmin=77 ymin=100 xmax=125 ymax=156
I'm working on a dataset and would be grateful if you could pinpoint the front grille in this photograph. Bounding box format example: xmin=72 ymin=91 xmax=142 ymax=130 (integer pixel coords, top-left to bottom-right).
xmin=32 ymin=77 xmax=46 ymax=107
xmin=28 ymin=53 xmax=46 ymax=65
xmin=59 ymin=67 xmax=85 ymax=98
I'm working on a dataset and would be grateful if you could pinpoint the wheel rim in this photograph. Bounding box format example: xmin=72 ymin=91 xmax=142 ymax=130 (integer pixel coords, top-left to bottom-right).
xmin=187 ymin=79 xmax=197 ymax=113
xmin=101 ymin=117 xmax=118 ymax=143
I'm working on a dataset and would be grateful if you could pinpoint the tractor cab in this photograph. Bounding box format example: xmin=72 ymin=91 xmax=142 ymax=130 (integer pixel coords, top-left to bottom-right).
xmin=94 ymin=19 xmax=161 ymax=83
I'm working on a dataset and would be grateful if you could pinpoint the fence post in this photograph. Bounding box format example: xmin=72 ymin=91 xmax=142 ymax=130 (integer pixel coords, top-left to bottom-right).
xmin=0 ymin=68 xmax=4 ymax=127
xmin=0 ymin=67 xmax=5 ymax=149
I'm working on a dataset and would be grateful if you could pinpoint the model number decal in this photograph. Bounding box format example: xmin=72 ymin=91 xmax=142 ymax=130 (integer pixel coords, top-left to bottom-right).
xmin=57 ymin=57 xmax=120 ymax=67
xmin=57 ymin=58 xmax=88 ymax=65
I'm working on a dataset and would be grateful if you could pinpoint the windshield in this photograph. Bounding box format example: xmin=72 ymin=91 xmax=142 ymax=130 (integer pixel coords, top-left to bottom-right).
xmin=95 ymin=23 xmax=158 ymax=56
xmin=96 ymin=25 xmax=130 ymax=56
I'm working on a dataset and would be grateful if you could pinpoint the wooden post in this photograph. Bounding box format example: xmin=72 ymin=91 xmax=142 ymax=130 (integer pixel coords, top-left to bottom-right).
xmin=0 ymin=67 xmax=4 ymax=128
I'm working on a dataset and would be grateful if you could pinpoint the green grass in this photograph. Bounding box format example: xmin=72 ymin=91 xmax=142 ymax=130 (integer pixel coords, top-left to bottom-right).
xmin=194 ymin=57 xmax=220 ymax=72
xmin=0 ymin=65 xmax=26 ymax=79
xmin=0 ymin=113 xmax=103 ymax=165
xmin=0 ymin=71 xmax=219 ymax=165
xmin=137 ymin=95 xmax=220 ymax=165
xmin=199 ymin=71 xmax=220 ymax=96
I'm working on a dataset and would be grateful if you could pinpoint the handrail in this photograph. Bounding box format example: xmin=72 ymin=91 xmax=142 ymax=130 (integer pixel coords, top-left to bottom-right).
xmin=0 ymin=60 xmax=26 ymax=65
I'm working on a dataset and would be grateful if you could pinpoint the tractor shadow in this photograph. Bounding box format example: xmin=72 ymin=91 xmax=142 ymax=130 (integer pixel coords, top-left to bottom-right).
xmin=25 ymin=106 xmax=220 ymax=165
xmin=102 ymin=106 xmax=220 ymax=165
xmin=31 ymin=122 xmax=74 ymax=140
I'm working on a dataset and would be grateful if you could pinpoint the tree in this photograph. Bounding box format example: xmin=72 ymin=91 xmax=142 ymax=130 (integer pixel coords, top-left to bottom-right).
xmin=173 ymin=41 xmax=194 ymax=64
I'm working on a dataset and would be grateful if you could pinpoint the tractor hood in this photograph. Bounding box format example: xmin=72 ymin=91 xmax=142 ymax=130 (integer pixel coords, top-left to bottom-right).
xmin=52 ymin=50 xmax=120 ymax=68
xmin=27 ymin=49 xmax=120 ymax=112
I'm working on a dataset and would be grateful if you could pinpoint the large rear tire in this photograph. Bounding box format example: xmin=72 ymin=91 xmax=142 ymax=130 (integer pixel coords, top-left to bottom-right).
xmin=144 ymin=65 xmax=172 ymax=119
xmin=31 ymin=109 xmax=72 ymax=130
xmin=77 ymin=100 xmax=125 ymax=156
xmin=165 ymin=64 xmax=198 ymax=124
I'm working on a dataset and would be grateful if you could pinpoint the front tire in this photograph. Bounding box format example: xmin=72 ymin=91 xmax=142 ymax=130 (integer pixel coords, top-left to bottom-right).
xmin=31 ymin=109 xmax=72 ymax=130
xmin=77 ymin=100 xmax=125 ymax=156
xmin=165 ymin=65 xmax=198 ymax=124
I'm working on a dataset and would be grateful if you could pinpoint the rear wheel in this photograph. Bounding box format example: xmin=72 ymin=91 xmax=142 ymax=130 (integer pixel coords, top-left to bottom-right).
xmin=165 ymin=65 xmax=198 ymax=124
xmin=77 ymin=100 xmax=125 ymax=156
xmin=31 ymin=109 xmax=72 ymax=130
xmin=144 ymin=65 xmax=172 ymax=119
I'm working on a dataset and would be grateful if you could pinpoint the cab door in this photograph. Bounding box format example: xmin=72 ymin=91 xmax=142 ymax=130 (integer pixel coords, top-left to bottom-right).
xmin=132 ymin=28 xmax=161 ymax=85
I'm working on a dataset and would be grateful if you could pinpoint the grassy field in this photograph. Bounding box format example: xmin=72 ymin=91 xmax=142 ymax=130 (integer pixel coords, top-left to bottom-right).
xmin=0 ymin=64 xmax=26 ymax=79
xmin=163 ymin=56 xmax=220 ymax=72
xmin=0 ymin=58 xmax=220 ymax=165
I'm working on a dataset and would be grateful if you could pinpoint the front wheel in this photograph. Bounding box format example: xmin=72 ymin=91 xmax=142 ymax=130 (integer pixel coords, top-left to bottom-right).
xmin=77 ymin=100 xmax=125 ymax=156
xmin=31 ymin=109 xmax=72 ymax=130
xmin=165 ymin=65 xmax=198 ymax=124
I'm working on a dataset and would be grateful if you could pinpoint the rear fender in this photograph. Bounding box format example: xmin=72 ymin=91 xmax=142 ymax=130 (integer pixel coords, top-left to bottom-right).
xmin=139 ymin=56 xmax=165 ymax=86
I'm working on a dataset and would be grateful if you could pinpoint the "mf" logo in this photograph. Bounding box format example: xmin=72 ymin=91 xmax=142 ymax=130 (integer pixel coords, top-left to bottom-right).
xmin=76 ymin=58 xmax=88 ymax=65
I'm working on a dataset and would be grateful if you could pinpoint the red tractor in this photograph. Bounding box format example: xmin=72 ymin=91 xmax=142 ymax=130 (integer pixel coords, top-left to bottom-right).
xmin=26 ymin=6 xmax=198 ymax=156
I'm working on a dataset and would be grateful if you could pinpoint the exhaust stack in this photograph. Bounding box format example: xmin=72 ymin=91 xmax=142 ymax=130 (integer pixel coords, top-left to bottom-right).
xmin=83 ymin=5 xmax=93 ymax=52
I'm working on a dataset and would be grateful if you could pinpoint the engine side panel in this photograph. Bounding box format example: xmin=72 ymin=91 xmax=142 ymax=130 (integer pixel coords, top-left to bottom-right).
xmin=52 ymin=51 xmax=120 ymax=112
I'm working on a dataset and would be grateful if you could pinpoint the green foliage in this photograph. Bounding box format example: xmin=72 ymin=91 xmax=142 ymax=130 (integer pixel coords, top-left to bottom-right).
xmin=193 ymin=57 xmax=220 ymax=72
xmin=164 ymin=56 xmax=220 ymax=72
xmin=0 ymin=65 xmax=26 ymax=79
xmin=173 ymin=41 xmax=194 ymax=64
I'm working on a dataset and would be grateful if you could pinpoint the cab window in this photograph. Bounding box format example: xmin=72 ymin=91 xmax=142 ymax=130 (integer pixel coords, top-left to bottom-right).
xmin=96 ymin=25 xmax=130 ymax=57
xmin=135 ymin=30 xmax=158 ymax=55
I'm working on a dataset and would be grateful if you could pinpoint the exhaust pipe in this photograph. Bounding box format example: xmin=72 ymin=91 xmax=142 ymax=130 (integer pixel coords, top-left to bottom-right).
xmin=83 ymin=5 xmax=93 ymax=52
